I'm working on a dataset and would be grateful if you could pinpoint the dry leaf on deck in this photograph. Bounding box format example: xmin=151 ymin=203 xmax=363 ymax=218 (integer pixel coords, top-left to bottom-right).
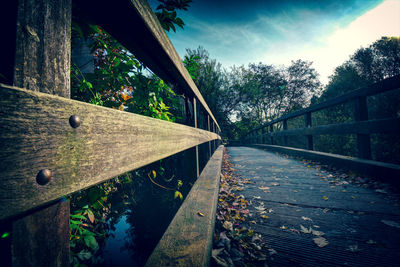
xmin=300 ymin=225 xmax=312 ymax=234
xmin=313 ymin=237 xmax=329 ymax=247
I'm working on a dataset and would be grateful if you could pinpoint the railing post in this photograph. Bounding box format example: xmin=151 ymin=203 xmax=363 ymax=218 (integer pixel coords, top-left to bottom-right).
xmin=207 ymin=115 xmax=211 ymax=158
xmin=305 ymin=112 xmax=314 ymax=150
xmin=269 ymin=124 xmax=274 ymax=145
xmin=283 ymin=119 xmax=288 ymax=146
xmin=261 ymin=127 xmax=265 ymax=144
xmin=194 ymin=98 xmax=199 ymax=177
xmin=12 ymin=0 xmax=71 ymax=266
xmin=355 ymin=96 xmax=372 ymax=159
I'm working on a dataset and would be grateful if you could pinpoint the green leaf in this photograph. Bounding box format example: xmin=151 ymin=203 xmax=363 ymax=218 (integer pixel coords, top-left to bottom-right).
xmin=70 ymin=220 xmax=83 ymax=225
xmin=84 ymin=235 xmax=99 ymax=250
xmin=77 ymin=250 xmax=92 ymax=261
xmin=1 ymin=232 xmax=10 ymax=238
xmin=70 ymin=214 xmax=86 ymax=220
xmin=87 ymin=209 xmax=95 ymax=223
xmin=174 ymin=191 xmax=183 ymax=200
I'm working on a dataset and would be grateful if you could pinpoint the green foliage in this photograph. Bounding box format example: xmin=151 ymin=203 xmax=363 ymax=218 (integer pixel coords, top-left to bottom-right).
xmin=155 ymin=0 xmax=192 ymax=32
xmin=71 ymin=25 xmax=180 ymax=122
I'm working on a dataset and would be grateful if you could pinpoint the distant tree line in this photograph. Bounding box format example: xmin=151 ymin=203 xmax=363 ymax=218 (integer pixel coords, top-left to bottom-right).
xmin=184 ymin=37 xmax=400 ymax=164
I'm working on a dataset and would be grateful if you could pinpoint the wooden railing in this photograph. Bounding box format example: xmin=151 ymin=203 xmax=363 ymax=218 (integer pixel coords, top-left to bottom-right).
xmin=244 ymin=75 xmax=400 ymax=160
xmin=0 ymin=0 xmax=221 ymax=266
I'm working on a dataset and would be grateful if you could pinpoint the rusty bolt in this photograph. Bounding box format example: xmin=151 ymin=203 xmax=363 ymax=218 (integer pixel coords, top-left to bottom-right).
xmin=69 ymin=115 xmax=81 ymax=128
xmin=36 ymin=169 xmax=52 ymax=185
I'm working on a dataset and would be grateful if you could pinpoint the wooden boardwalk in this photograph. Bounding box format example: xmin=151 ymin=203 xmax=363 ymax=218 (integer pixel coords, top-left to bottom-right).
xmin=228 ymin=146 xmax=400 ymax=267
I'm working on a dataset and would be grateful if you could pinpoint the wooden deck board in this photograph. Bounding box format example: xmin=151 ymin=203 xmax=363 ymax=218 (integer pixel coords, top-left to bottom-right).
xmin=227 ymin=146 xmax=400 ymax=267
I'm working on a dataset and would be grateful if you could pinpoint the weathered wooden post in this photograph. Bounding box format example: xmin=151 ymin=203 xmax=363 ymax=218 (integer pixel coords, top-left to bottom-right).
xmin=355 ymin=96 xmax=372 ymax=159
xmin=269 ymin=124 xmax=274 ymax=145
xmin=261 ymin=127 xmax=266 ymax=144
xmin=283 ymin=119 xmax=288 ymax=146
xmin=305 ymin=112 xmax=313 ymax=150
xmin=194 ymin=97 xmax=200 ymax=177
xmin=207 ymin=115 xmax=212 ymax=158
xmin=11 ymin=0 xmax=71 ymax=266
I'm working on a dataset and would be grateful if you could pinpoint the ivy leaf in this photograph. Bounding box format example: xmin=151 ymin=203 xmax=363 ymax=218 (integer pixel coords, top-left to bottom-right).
xmin=77 ymin=250 xmax=92 ymax=261
xmin=87 ymin=209 xmax=95 ymax=224
xmin=174 ymin=191 xmax=183 ymax=200
xmin=84 ymin=235 xmax=99 ymax=250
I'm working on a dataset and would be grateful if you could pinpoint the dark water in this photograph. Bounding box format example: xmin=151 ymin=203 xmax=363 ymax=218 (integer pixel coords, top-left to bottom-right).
xmin=97 ymin=144 xmax=212 ymax=266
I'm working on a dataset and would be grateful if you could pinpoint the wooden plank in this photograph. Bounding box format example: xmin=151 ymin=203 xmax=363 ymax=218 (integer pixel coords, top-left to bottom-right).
xmin=145 ymin=145 xmax=224 ymax=267
xmin=76 ymin=0 xmax=220 ymax=131
xmin=251 ymin=144 xmax=400 ymax=186
xmin=11 ymin=1 xmax=72 ymax=266
xmin=0 ymin=83 xmax=220 ymax=220
xmin=262 ymin=118 xmax=400 ymax=137
xmin=248 ymin=75 xmax=400 ymax=134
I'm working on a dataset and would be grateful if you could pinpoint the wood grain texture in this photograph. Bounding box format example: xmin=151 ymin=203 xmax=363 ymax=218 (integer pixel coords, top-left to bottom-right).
xmin=11 ymin=1 xmax=72 ymax=266
xmin=76 ymin=0 xmax=220 ymax=131
xmin=12 ymin=199 xmax=70 ymax=266
xmin=249 ymin=118 xmax=400 ymax=141
xmin=13 ymin=0 xmax=71 ymax=97
xmin=251 ymin=144 xmax=400 ymax=186
xmin=0 ymin=84 xmax=220 ymax=220
xmin=145 ymin=145 xmax=224 ymax=267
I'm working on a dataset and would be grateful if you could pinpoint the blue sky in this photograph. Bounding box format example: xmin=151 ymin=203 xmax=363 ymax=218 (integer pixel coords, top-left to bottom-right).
xmin=149 ymin=0 xmax=400 ymax=85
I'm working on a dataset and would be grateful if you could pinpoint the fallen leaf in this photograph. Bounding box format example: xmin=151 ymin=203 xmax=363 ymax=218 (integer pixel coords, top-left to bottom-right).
xmin=198 ymin=212 xmax=205 ymax=217
xmin=260 ymin=215 xmax=269 ymax=219
xmin=322 ymin=196 xmax=329 ymax=201
xmin=258 ymin=186 xmax=270 ymax=191
xmin=302 ymin=216 xmax=312 ymax=221
xmin=323 ymin=208 xmax=330 ymax=213
xmin=312 ymin=230 xmax=325 ymax=236
xmin=375 ymin=189 xmax=387 ymax=194
xmin=289 ymin=228 xmax=300 ymax=234
xmin=313 ymin=237 xmax=329 ymax=247
xmin=313 ymin=225 xmax=320 ymax=228
xmin=280 ymin=225 xmax=287 ymax=230
xmin=381 ymin=220 xmax=400 ymax=228
xmin=253 ymin=196 xmax=261 ymax=199
xmin=254 ymin=206 xmax=266 ymax=211
xmin=300 ymin=225 xmax=312 ymax=234
xmin=347 ymin=244 xmax=360 ymax=252
xmin=250 ymin=220 xmax=257 ymax=224
xmin=270 ymin=182 xmax=280 ymax=186
xmin=223 ymin=221 xmax=233 ymax=231
xmin=268 ymin=248 xmax=278 ymax=255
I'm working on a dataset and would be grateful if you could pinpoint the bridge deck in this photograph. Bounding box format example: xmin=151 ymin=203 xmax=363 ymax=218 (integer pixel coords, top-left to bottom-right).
xmin=227 ymin=146 xmax=400 ymax=267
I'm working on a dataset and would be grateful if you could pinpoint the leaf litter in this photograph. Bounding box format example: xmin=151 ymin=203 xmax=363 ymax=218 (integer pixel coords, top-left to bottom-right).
xmin=213 ymin=148 xmax=271 ymax=266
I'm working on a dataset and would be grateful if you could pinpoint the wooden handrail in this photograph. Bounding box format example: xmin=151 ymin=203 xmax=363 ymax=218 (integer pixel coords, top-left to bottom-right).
xmin=76 ymin=0 xmax=221 ymax=131
xmin=244 ymin=75 xmax=400 ymax=160
xmin=0 ymin=83 xmax=220 ymax=221
xmin=247 ymin=75 xmax=400 ymax=134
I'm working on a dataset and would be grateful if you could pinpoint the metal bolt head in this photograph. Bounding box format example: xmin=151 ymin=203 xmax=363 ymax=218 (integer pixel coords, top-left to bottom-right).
xmin=36 ymin=169 xmax=52 ymax=185
xmin=69 ymin=115 xmax=81 ymax=128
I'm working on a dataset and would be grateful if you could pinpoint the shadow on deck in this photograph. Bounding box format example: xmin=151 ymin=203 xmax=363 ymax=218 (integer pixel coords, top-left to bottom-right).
xmin=227 ymin=146 xmax=400 ymax=267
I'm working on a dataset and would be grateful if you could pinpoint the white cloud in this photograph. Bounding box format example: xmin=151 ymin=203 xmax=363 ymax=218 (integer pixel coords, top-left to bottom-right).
xmin=261 ymin=0 xmax=400 ymax=85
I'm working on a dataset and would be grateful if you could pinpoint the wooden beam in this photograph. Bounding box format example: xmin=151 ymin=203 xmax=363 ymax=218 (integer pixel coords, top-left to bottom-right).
xmin=0 ymin=84 xmax=220 ymax=221
xmin=145 ymin=145 xmax=223 ymax=267
xmin=11 ymin=0 xmax=71 ymax=266
xmin=75 ymin=0 xmax=220 ymax=131
xmin=264 ymin=118 xmax=400 ymax=137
